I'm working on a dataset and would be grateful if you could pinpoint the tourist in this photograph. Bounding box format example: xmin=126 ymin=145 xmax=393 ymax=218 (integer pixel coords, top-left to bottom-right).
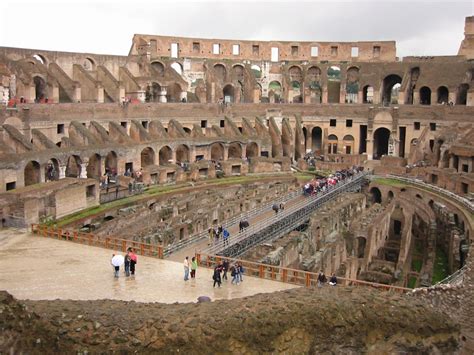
xmin=129 ymin=248 xmax=137 ymax=275
xmin=329 ymin=273 xmax=337 ymax=286
xmin=222 ymin=259 xmax=229 ymax=280
xmin=317 ymin=271 xmax=327 ymax=287
xmin=208 ymin=227 xmax=214 ymax=246
xmin=124 ymin=251 xmax=131 ymax=277
xmin=184 ymin=256 xmax=190 ymax=281
xmin=230 ymin=265 xmax=239 ymax=284
xmin=238 ymin=262 xmax=244 ymax=282
xmin=191 ymin=256 xmax=198 ymax=279
xmin=272 ymin=204 xmax=279 ymax=215
xmin=213 ymin=265 xmax=222 ymax=287
xmin=279 ymin=202 xmax=285 ymax=211
xmin=223 ymin=228 xmax=230 ymax=246
xmin=111 ymin=254 xmax=120 ymax=278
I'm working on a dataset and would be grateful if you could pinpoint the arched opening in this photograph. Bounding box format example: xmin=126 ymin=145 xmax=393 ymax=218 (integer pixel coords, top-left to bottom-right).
xmin=210 ymin=142 xmax=225 ymax=160
xmin=146 ymin=82 xmax=161 ymax=102
xmin=83 ymin=58 xmax=95 ymax=71
xmin=44 ymin=158 xmax=59 ymax=181
xmin=437 ymin=86 xmax=449 ymax=104
xmin=289 ymin=81 xmax=302 ymax=103
xmin=87 ymin=154 xmax=101 ymax=179
xmin=176 ymin=144 xmax=190 ymax=163
xmin=232 ymin=64 xmax=245 ymax=82
xmin=419 ymin=86 xmax=431 ymax=105
xmin=327 ymin=66 xmax=341 ymax=103
xmin=141 ymin=147 xmax=156 ymax=167
xmin=214 ymin=64 xmax=226 ymax=81
xmin=105 ymin=151 xmax=118 ymax=174
xmin=362 ymin=85 xmax=374 ymax=104
xmin=356 ymin=237 xmax=367 ymax=258
xmin=268 ymin=81 xmax=282 ymax=103
xmin=373 ymin=127 xmax=390 ymax=159
xmin=223 ymin=84 xmax=234 ymax=103
xmin=457 ymin=84 xmax=469 ymax=105
xmin=382 ymin=74 xmax=402 ymax=105
xmin=289 ymin=66 xmax=303 ymax=82
xmin=345 ymin=67 xmax=359 ymax=103
xmin=33 ymin=54 xmax=46 ymax=65
xmin=251 ymin=64 xmax=261 ymax=78
xmin=388 ymin=190 xmax=394 ymax=201
xmin=65 ymin=155 xmax=81 ymax=178
xmin=159 ymin=146 xmax=172 ymax=165
xmin=228 ymin=142 xmax=242 ymax=159
xmin=343 ymin=135 xmax=354 ymax=154
xmin=183 ymin=127 xmax=191 ymax=135
xmin=308 ymin=82 xmax=322 ymax=103
xmin=33 ymin=76 xmax=47 ymax=102
xmin=311 ymin=127 xmax=322 ymax=153
xmin=327 ymin=134 xmax=338 ymax=154
xmin=151 ymin=61 xmax=165 ymax=76
xmin=406 ymin=67 xmax=420 ymax=104
xmin=246 ymin=142 xmax=259 ymax=158
xmin=370 ymin=187 xmax=382 ymax=203
xmin=171 ymin=62 xmax=183 ymax=75
xmin=24 ymin=161 xmax=41 ymax=186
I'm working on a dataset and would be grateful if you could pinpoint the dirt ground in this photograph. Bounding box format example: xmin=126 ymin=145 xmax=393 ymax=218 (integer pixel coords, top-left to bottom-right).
xmin=1 ymin=286 xmax=460 ymax=354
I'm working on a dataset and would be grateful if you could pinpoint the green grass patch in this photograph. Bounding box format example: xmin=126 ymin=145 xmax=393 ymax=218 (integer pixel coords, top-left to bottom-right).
xmin=432 ymin=246 xmax=449 ymax=284
xmin=372 ymin=178 xmax=408 ymax=188
xmin=54 ymin=174 xmax=295 ymax=227
xmin=407 ymin=276 xmax=418 ymax=289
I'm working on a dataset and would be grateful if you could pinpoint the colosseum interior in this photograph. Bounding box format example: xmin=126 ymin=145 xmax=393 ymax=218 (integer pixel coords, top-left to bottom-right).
xmin=0 ymin=14 xmax=473 ymax=354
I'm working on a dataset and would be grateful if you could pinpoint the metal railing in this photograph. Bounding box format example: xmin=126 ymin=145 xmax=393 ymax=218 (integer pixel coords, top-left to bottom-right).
xmin=203 ymin=171 xmax=369 ymax=257
xmin=436 ymin=265 xmax=467 ymax=286
xmin=162 ymin=186 xmax=303 ymax=257
xmin=374 ymin=175 xmax=474 ymax=212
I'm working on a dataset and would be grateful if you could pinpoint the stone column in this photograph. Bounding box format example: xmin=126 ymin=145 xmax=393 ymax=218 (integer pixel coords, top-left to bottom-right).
xmin=59 ymin=165 xmax=66 ymax=179
xmin=223 ymin=146 xmax=229 ymax=161
xmin=159 ymin=87 xmax=168 ymax=103
xmin=366 ymin=138 xmax=373 ymax=160
xmin=80 ymin=163 xmax=88 ymax=178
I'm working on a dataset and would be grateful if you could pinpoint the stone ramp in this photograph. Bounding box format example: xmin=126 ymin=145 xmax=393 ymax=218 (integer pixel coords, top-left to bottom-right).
xmin=0 ymin=229 xmax=296 ymax=303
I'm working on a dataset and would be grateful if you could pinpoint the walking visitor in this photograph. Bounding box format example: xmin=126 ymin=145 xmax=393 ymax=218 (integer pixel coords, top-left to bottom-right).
xmin=184 ymin=256 xmax=190 ymax=281
xmin=191 ymin=256 xmax=197 ymax=278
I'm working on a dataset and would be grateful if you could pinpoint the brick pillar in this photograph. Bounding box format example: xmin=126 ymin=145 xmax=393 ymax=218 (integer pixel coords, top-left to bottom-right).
xmin=80 ymin=163 xmax=88 ymax=178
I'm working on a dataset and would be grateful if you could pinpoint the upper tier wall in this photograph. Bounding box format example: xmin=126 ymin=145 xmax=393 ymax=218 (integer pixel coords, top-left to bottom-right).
xmin=131 ymin=34 xmax=397 ymax=62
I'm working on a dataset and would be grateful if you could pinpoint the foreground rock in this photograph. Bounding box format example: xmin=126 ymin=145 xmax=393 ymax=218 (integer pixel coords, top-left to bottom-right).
xmin=0 ymin=286 xmax=460 ymax=354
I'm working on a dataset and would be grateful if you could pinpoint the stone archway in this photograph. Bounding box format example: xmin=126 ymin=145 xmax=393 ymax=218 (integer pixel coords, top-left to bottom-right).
xmin=24 ymin=160 xmax=41 ymax=186
xmin=141 ymin=147 xmax=156 ymax=167
xmin=246 ymin=142 xmax=259 ymax=158
xmin=370 ymin=187 xmax=382 ymax=204
xmin=87 ymin=153 xmax=101 ymax=179
xmin=44 ymin=158 xmax=59 ymax=181
xmin=210 ymin=142 xmax=225 ymax=160
xmin=382 ymin=74 xmax=402 ymax=105
xmin=33 ymin=76 xmax=47 ymax=102
xmin=311 ymin=127 xmax=322 ymax=153
xmin=176 ymin=144 xmax=190 ymax=163
xmin=159 ymin=146 xmax=172 ymax=165
xmin=223 ymin=84 xmax=234 ymax=103
xmin=65 ymin=155 xmax=82 ymax=178
xmin=105 ymin=151 xmax=118 ymax=174
xmin=228 ymin=142 xmax=242 ymax=159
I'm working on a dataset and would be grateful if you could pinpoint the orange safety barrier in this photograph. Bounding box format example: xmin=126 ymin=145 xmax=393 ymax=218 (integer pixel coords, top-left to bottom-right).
xmin=194 ymin=252 xmax=411 ymax=293
xmin=31 ymin=224 xmax=164 ymax=260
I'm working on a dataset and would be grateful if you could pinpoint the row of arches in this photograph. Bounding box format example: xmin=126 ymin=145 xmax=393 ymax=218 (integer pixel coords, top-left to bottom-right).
xmin=23 ymin=142 xmax=260 ymax=186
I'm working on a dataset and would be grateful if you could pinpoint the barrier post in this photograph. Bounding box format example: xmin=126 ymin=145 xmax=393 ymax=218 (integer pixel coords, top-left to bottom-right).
xmin=282 ymin=269 xmax=288 ymax=282
xmin=305 ymin=273 xmax=311 ymax=287
xmin=122 ymin=240 xmax=127 ymax=252
xmin=259 ymin=265 xmax=264 ymax=278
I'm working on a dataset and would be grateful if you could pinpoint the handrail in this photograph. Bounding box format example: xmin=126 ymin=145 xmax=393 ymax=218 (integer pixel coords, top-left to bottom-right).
xmin=29 ymin=223 xmax=409 ymax=292
xmin=204 ymin=171 xmax=368 ymax=255
xmin=30 ymin=224 xmax=164 ymax=258
xmin=162 ymin=186 xmax=302 ymax=256
xmin=372 ymin=174 xmax=474 ymax=212
xmin=195 ymin=252 xmax=410 ymax=293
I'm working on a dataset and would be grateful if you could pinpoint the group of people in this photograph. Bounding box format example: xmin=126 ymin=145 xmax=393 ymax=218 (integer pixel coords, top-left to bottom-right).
xmin=272 ymin=202 xmax=285 ymax=215
xmin=303 ymin=166 xmax=362 ymax=196
xmin=208 ymin=225 xmax=230 ymax=246
xmin=317 ymin=271 xmax=338 ymax=287
xmin=183 ymin=256 xmax=198 ymax=281
xmin=212 ymin=260 xmax=244 ymax=287
xmin=110 ymin=248 xmax=137 ymax=278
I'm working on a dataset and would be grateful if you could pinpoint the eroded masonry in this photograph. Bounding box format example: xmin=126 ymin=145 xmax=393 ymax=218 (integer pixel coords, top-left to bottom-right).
xmin=0 ymin=16 xmax=473 ymax=292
